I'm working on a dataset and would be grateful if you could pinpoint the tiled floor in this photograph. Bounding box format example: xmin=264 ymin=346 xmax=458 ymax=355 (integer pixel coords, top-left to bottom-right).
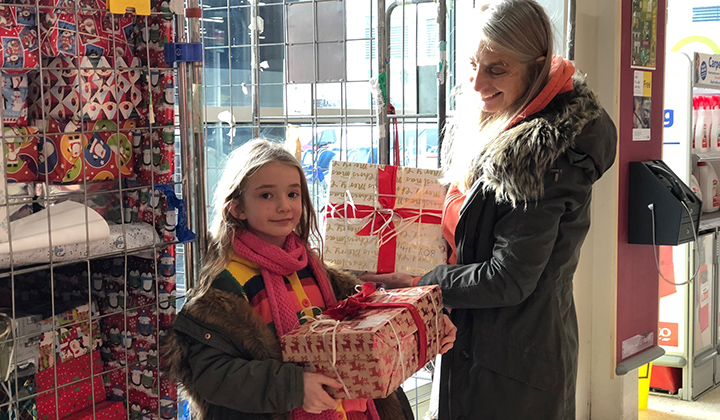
xmin=640 ymin=386 xmax=720 ymax=419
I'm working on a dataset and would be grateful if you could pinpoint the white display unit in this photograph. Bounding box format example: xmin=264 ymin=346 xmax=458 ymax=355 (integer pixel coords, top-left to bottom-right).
xmin=658 ymin=51 xmax=720 ymax=400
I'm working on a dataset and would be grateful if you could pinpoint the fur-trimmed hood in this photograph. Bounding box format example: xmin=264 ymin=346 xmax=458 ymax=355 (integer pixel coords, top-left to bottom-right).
xmin=450 ymin=74 xmax=616 ymax=206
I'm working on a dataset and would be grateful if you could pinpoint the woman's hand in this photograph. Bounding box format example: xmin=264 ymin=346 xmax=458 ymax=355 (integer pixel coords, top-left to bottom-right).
xmin=439 ymin=314 xmax=457 ymax=354
xmin=302 ymin=372 xmax=341 ymax=413
xmin=359 ymin=272 xmax=415 ymax=289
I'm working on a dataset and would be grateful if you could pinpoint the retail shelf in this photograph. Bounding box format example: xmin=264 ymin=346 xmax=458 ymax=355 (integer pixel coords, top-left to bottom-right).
xmin=699 ymin=210 xmax=720 ymax=231
xmin=694 ymin=151 xmax=720 ymax=162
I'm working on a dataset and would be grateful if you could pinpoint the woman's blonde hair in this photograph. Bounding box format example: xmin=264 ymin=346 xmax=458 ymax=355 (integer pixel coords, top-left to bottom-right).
xmin=444 ymin=0 xmax=555 ymax=189
xmin=190 ymin=139 xmax=319 ymax=298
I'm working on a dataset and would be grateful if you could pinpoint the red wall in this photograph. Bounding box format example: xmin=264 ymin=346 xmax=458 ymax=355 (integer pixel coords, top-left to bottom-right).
xmin=616 ymin=0 xmax=667 ymax=368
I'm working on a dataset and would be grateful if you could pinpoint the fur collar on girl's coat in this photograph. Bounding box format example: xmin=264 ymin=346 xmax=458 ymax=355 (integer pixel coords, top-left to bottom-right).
xmin=444 ymin=74 xmax=613 ymax=207
xmin=160 ymin=265 xmax=409 ymax=420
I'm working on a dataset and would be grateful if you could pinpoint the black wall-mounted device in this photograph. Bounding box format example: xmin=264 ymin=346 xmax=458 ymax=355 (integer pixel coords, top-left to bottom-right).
xmin=628 ymin=160 xmax=702 ymax=245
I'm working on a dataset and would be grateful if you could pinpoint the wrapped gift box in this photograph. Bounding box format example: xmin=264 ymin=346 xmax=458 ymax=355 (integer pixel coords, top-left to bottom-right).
xmin=323 ymin=162 xmax=448 ymax=276
xmin=63 ymin=400 xmax=125 ymax=420
xmin=280 ymin=284 xmax=444 ymax=399
xmin=36 ymin=351 xmax=106 ymax=420
xmin=37 ymin=303 xmax=102 ymax=371
xmin=38 ymin=119 xmax=136 ymax=184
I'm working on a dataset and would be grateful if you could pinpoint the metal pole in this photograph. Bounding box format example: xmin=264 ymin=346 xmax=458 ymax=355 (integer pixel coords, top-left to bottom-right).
xmin=177 ymin=0 xmax=208 ymax=289
xmin=378 ymin=0 xmax=390 ymax=164
xmin=567 ymin=0 xmax=576 ymax=60
xmin=251 ymin=0 xmax=261 ymax=138
xmin=438 ymin=0 xmax=447 ymax=169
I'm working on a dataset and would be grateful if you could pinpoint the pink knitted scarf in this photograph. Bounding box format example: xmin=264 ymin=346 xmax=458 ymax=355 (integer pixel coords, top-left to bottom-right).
xmin=232 ymin=230 xmax=381 ymax=420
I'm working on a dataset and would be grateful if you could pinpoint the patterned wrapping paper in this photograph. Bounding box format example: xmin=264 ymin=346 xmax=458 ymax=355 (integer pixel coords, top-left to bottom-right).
xmin=0 ymin=222 xmax=160 ymax=269
xmin=3 ymin=126 xmax=39 ymax=182
xmin=37 ymin=0 xmax=136 ymax=59
xmin=134 ymin=15 xmax=174 ymax=68
xmin=35 ymin=351 xmax=106 ymax=420
xmin=280 ymin=285 xmax=444 ymax=399
xmin=2 ymin=73 xmax=29 ymax=126
xmin=88 ymin=250 xmax=176 ymax=413
xmin=37 ymin=119 xmax=136 ymax=184
xmin=137 ymin=69 xmax=174 ymax=127
xmin=135 ymin=127 xmax=174 ymax=186
xmin=0 ymin=6 xmax=40 ymax=73
xmin=63 ymin=400 xmax=125 ymax=420
xmin=323 ymin=162 xmax=448 ymax=276
xmin=37 ymin=303 xmax=102 ymax=372
xmin=29 ymin=56 xmax=144 ymax=123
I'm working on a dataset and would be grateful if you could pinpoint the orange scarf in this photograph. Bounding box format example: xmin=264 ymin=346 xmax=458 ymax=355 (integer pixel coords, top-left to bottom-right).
xmin=507 ymin=56 xmax=575 ymax=129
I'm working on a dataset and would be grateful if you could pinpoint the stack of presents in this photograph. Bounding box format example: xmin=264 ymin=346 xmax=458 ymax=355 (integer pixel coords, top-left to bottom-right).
xmin=282 ymin=161 xmax=452 ymax=399
xmin=0 ymin=0 xmax=184 ymax=419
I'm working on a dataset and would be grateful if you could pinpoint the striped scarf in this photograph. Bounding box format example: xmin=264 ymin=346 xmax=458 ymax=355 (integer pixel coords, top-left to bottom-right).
xmin=232 ymin=230 xmax=380 ymax=420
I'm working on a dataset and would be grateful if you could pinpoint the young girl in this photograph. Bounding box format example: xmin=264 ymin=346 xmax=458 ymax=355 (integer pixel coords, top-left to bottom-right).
xmin=162 ymin=139 xmax=437 ymax=420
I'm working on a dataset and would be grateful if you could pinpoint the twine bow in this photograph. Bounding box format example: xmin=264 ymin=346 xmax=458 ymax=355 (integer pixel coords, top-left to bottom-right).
xmin=322 ymin=283 xmax=428 ymax=370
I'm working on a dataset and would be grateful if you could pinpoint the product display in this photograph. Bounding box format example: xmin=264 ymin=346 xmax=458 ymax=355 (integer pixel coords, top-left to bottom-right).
xmin=696 ymin=161 xmax=719 ymax=213
xmin=280 ymin=284 xmax=444 ymax=399
xmin=323 ymin=162 xmax=448 ymax=276
xmin=0 ymin=2 xmax=180 ymax=419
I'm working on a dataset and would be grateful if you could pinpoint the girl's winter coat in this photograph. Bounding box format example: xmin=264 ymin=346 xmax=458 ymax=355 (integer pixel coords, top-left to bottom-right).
xmin=418 ymin=76 xmax=617 ymax=420
xmin=161 ymin=263 xmax=412 ymax=420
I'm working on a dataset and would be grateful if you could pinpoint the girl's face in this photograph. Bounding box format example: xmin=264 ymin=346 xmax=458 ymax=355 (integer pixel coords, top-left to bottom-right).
xmin=469 ymin=43 xmax=530 ymax=114
xmin=232 ymin=161 xmax=303 ymax=247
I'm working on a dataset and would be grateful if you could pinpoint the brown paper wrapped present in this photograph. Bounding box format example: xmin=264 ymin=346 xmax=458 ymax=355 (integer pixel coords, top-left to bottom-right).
xmin=280 ymin=284 xmax=444 ymax=399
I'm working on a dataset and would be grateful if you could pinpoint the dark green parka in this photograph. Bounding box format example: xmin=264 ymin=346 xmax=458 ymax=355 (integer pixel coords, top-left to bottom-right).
xmin=417 ymin=76 xmax=617 ymax=420
xmin=162 ymin=266 xmax=413 ymax=420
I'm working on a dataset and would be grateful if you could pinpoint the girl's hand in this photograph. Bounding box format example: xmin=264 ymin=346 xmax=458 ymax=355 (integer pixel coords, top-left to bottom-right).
xmin=359 ymin=272 xmax=415 ymax=289
xmin=302 ymin=372 xmax=341 ymax=413
xmin=439 ymin=314 xmax=457 ymax=354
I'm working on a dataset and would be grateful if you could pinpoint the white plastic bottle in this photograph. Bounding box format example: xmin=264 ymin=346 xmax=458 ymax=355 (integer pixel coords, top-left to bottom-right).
xmin=690 ymin=173 xmax=703 ymax=203
xmin=712 ymin=96 xmax=720 ymax=152
xmin=695 ymin=97 xmax=709 ymax=153
xmin=697 ymin=161 xmax=719 ymax=213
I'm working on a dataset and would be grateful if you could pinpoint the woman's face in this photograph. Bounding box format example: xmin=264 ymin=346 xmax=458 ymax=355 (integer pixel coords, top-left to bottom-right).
xmin=469 ymin=43 xmax=530 ymax=114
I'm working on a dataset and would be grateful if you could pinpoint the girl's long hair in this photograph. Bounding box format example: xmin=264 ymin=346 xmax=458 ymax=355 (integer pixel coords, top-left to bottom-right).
xmin=189 ymin=139 xmax=320 ymax=298
xmin=443 ymin=0 xmax=555 ymax=190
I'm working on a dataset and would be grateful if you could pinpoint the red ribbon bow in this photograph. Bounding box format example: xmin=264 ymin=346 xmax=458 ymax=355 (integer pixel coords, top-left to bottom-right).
xmin=322 ymin=283 xmax=428 ymax=370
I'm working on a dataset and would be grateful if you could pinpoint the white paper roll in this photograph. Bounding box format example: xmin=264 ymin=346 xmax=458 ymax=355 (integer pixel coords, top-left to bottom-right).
xmin=0 ymin=200 xmax=110 ymax=254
